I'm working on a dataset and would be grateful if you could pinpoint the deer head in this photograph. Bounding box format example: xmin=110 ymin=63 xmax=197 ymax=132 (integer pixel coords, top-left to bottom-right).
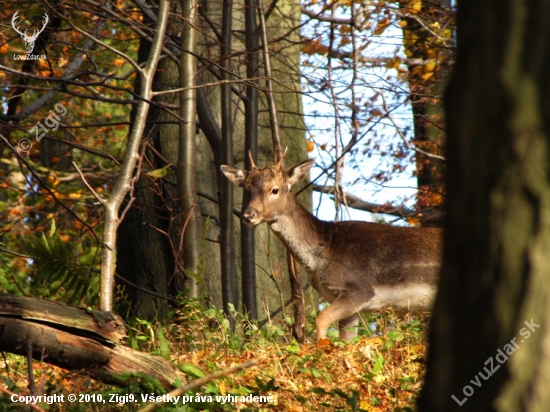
xmin=12 ymin=11 xmax=49 ymax=54
xmin=221 ymin=149 xmax=315 ymax=225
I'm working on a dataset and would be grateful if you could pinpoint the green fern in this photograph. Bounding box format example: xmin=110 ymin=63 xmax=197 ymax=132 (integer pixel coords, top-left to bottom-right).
xmin=157 ymin=326 xmax=171 ymax=359
xmin=23 ymin=220 xmax=99 ymax=307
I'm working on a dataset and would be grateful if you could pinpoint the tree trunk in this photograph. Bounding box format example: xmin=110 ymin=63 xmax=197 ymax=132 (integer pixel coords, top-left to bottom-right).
xmin=399 ymin=0 xmax=453 ymax=224
xmin=179 ymin=0 xmax=201 ymax=298
xmin=419 ymin=1 xmax=550 ymax=411
xmin=242 ymin=0 xmax=260 ymax=321
xmin=117 ymin=0 xmax=311 ymax=327
xmin=195 ymin=0 xmax=312 ymax=321
xmin=220 ymin=0 xmax=239 ymax=328
xmin=117 ymin=4 xmax=184 ymax=319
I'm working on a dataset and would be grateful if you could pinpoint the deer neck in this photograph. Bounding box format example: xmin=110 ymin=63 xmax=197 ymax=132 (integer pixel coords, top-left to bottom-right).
xmin=268 ymin=193 xmax=327 ymax=272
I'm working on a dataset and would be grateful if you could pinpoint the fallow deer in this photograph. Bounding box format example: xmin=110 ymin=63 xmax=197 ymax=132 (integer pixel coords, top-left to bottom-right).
xmin=221 ymin=150 xmax=442 ymax=341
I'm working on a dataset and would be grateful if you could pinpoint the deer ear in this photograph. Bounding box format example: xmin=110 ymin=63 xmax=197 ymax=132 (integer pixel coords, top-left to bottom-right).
xmin=220 ymin=166 xmax=247 ymax=186
xmin=286 ymin=158 xmax=315 ymax=186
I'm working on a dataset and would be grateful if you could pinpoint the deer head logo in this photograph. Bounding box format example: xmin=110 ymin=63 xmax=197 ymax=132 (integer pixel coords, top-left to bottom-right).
xmin=11 ymin=11 xmax=49 ymax=54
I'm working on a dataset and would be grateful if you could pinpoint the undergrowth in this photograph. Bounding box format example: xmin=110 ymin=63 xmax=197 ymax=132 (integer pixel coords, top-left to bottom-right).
xmin=0 ymin=298 xmax=429 ymax=411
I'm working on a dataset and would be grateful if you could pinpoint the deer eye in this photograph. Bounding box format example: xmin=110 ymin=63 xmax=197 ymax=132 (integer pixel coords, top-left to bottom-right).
xmin=271 ymin=187 xmax=279 ymax=195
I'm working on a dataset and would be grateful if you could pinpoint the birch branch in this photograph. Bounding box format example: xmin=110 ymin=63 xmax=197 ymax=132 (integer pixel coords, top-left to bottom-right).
xmin=99 ymin=0 xmax=170 ymax=311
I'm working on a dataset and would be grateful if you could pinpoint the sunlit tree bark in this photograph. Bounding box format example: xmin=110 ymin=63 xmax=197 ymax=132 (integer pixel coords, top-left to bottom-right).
xmin=179 ymin=0 xmax=201 ymax=298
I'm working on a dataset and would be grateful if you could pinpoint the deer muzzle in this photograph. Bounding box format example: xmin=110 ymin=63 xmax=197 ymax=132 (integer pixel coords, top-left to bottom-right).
xmin=242 ymin=207 xmax=259 ymax=225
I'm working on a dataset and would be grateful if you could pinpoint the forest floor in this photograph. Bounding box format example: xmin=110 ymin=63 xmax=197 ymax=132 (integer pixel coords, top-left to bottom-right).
xmin=0 ymin=302 xmax=429 ymax=411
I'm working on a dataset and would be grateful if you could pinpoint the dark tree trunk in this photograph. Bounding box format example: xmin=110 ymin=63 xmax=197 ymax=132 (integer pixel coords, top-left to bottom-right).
xmin=116 ymin=12 xmax=176 ymax=320
xmin=242 ymin=0 xmax=260 ymax=321
xmin=399 ymin=0 xmax=453 ymax=225
xmin=219 ymin=1 xmax=239 ymax=328
xmin=116 ymin=178 xmax=174 ymax=319
xmin=419 ymin=0 xmax=550 ymax=410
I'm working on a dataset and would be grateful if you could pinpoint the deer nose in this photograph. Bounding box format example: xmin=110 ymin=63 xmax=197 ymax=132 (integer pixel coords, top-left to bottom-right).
xmin=243 ymin=208 xmax=257 ymax=224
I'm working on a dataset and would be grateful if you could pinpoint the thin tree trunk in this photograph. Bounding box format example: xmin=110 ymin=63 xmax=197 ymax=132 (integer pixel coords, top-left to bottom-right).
xmin=288 ymin=255 xmax=305 ymax=343
xmin=242 ymin=0 xmax=260 ymax=320
xmin=116 ymin=5 xmax=175 ymax=320
xmin=257 ymin=0 xmax=282 ymax=162
xmin=220 ymin=0 xmax=239 ymax=327
xmin=256 ymin=0 xmax=307 ymax=339
xmin=179 ymin=0 xmax=200 ymax=297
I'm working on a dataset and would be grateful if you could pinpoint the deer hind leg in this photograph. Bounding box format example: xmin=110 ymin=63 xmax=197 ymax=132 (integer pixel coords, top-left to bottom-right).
xmin=316 ymin=292 xmax=363 ymax=341
xmin=339 ymin=313 xmax=360 ymax=341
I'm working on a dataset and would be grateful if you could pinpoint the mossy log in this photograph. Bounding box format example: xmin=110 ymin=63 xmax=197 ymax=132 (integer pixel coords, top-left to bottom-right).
xmin=0 ymin=295 xmax=186 ymax=389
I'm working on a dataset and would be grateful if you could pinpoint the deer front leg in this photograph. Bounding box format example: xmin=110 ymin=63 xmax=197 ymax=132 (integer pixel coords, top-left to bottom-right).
xmin=316 ymin=292 xmax=362 ymax=341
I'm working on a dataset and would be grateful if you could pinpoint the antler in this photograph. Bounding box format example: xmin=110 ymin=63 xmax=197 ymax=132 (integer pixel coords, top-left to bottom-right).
xmin=27 ymin=13 xmax=49 ymax=41
xmin=39 ymin=13 xmax=50 ymax=33
xmin=11 ymin=11 xmax=25 ymax=36
xmin=276 ymin=147 xmax=288 ymax=169
xmin=248 ymin=150 xmax=258 ymax=170
xmin=39 ymin=13 xmax=49 ymax=35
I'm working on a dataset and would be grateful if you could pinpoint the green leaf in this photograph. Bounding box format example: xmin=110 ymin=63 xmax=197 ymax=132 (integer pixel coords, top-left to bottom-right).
xmin=284 ymin=340 xmax=301 ymax=354
xmin=311 ymin=368 xmax=323 ymax=378
xmin=372 ymin=353 xmax=384 ymax=375
xmin=332 ymin=388 xmax=350 ymax=399
xmin=229 ymin=387 xmax=252 ymax=396
xmin=48 ymin=219 xmax=57 ymax=237
xmin=183 ymin=269 xmax=203 ymax=282
xmin=179 ymin=363 xmax=207 ymax=378
xmin=388 ymin=331 xmax=404 ymax=342
xmin=146 ymin=164 xmax=172 ymax=179
xmin=157 ymin=327 xmax=171 ymax=359
xmin=204 ymin=381 xmax=219 ymax=395
xmin=1 ymin=376 xmax=16 ymax=391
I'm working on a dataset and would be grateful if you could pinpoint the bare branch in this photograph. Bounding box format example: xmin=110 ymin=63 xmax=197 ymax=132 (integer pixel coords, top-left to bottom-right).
xmin=0 ymin=134 xmax=99 ymax=241
xmin=301 ymin=6 xmax=355 ymax=25
xmin=257 ymin=0 xmax=282 ymax=162
xmin=59 ymin=9 xmax=143 ymax=76
xmin=313 ymin=184 xmax=444 ymax=223
xmin=72 ymin=162 xmax=105 ymax=205
xmin=378 ymin=92 xmax=446 ymax=161
xmin=152 ymin=77 xmax=271 ymax=96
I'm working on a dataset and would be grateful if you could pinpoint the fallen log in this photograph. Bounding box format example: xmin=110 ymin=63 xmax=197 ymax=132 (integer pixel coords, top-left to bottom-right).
xmin=0 ymin=295 xmax=186 ymax=389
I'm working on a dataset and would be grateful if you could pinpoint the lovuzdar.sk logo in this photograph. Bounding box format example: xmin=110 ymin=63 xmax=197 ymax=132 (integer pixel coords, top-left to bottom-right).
xmin=11 ymin=10 xmax=49 ymax=60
